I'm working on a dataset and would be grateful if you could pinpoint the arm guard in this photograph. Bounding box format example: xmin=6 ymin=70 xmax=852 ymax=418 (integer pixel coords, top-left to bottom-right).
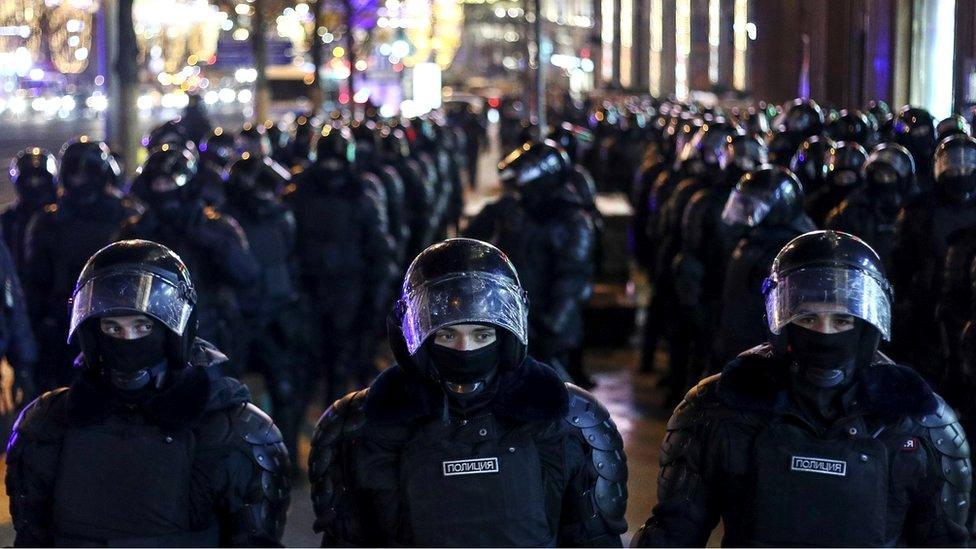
xmin=544 ymin=213 xmax=595 ymax=334
xmin=631 ymin=377 xmax=724 ymax=547
xmin=6 ymin=389 xmax=69 ymax=547
xmin=905 ymin=395 xmax=972 ymax=545
xmin=559 ymin=384 xmax=627 ymax=547
xmin=221 ymin=403 xmax=291 ymax=547
xmin=309 ymin=389 xmax=370 ymax=546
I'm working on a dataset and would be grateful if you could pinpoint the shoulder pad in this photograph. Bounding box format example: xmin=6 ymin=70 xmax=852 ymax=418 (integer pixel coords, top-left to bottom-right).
xmin=10 ymin=388 xmax=70 ymax=445
xmin=915 ymin=395 xmax=970 ymax=459
xmin=563 ymin=384 xmax=627 ymax=532
xmin=204 ymin=210 xmax=250 ymax=248
xmin=309 ymin=390 xmax=368 ymax=530
xmin=668 ymin=374 xmax=723 ymax=431
xmin=913 ymin=395 xmax=973 ymax=528
xmin=227 ymin=403 xmax=290 ymax=475
xmin=310 ymin=390 xmax=368 ymax=469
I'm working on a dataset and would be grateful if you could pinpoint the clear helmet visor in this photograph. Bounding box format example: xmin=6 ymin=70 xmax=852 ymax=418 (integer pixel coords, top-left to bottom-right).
xmin=934 ymin=146 xmax=976 ymax=180
xmin=763 ymin=266 xmax=893 ymax=340
xmin=721 ymin=189 xmax=771 ymax=227
xmin=68 ymin=270 xmax=195 ymax=342
xmin=400 ymin=272 xmax=529 ymax=355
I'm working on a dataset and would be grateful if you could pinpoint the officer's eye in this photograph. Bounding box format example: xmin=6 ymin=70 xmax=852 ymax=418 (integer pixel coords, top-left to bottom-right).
xmin=832 ymin=315 xmax=855 ymax=329
xmin=435 ymin=331 xmax=455 ymax=342
xmin=136 ymin=322 xmax=154 ymax=334
xmin=795 ymin=314 xmax=817 ymax=326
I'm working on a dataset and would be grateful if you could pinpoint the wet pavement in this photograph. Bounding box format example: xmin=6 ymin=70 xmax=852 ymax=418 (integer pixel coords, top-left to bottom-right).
xmin=0 ymin=123 xmax=687 ymax=547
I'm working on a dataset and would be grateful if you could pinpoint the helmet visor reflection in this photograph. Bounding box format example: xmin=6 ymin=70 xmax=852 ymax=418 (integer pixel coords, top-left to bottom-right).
xmin=764 ymin=266 xmax=892 ymax=340
xmin=400 ymin=272 xmax=529 ymax=355
xmin=721 ymin=189 xmax=771 ymax=227
xmin=68 ymin=271 xmax=195 ymax=342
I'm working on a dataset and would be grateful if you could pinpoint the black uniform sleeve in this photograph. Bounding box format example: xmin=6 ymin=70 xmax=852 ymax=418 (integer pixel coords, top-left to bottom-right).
xmin=631 ymin=378 xmax=723 ymax=547
xmin=21 ymin=210 xmax=56 ymax=322
xmin=357 ymin=189 xmax=397 ymax=332
xmin=200 ymin=212 xmax=261 ymax=289
xmin=462 ymin=201 xmax=501 ymax=242
xmin=541 ymin=211 xmax=595 ymax=334
xmin=0 ymin=239 xmax=38 ymax=378
xmin=903 ymin=396 xmax=972 ymax=546
xmin=5 ymin=389 xmax=70 ymax=547
xmin=308 ymin=390 xmax=372 ymax=547
xmin=208 ymin=403 xmax=291 ymax=547
xmin=558 ymin=384 xmax=627 ymax=547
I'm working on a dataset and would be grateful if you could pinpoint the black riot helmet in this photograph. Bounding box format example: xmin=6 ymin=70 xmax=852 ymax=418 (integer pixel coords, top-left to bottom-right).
xmin=716 ymin=134 xmax=768 ymax=184
xmin=864 ymin=143 xmax=917 ymax=196
xmin=497 ymin=139 xmax=571 ymax=193
xmin=132 ymin=145 xmax=199 ymax=216
xmin=825 ymin=141 xmax=868 ymax=188
xmin=721 ymin=166 xmax=805 ymax=228
xmin=680 ymin=121 xmax=741 ymax=171
xmin=313 ymin=125 xmax=356 ymax=167
xmin=289 ymin=114 xmax=317 ymax=164
xmin=199 ymin=127 xmax=237 ymax=170
xmin=59 ymin=137 xmax=122 ymax=202
xmin=768 ymin=131 xmax=801 ymax=168
xmin=893 ymin=106 xmax=937 ymax=160
xmin=350 ymin=120 xmax=380 ymax=162
xmin=547 ymin=122 xmax=595 ymax=164
xmin=865 ymin=100 xmax=892 ymax=127
xmin=392 ymin=238 xmax=529 ymax=386
xmin=143 ymin=119 xmax=193 ymax=152
xmin=763 ymin=230 xmax=892 ymax=385
xmin=378 ymin=126 xmax=411 ymax=161
xmin=742 ymin=106 xmax=771 ymax=139
xmin=826 ymin=110 xmax=873 ymax=146
xmin=238 ymin=122 xmax=272 ymax=157
xmin=10 ymin=147 xmax=58 ymax=209
xmin=937 ymin=115 xmax=972 ymax=143
xmin=226 ymin=152 xmax=291 ymax=209
xmin=777 ymin=98 xmax=825 ymax=137
xmin=69 ymin=239 xmax=198 ymax=375
xmin=933 ymin=134 xmax=976 ymax=204
xmin=790 ymin=135 xmax=835 ymax=194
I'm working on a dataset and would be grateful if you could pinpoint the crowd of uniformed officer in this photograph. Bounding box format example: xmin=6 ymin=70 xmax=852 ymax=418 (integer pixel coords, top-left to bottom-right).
xmin=0 ymin=91 xmax=973 ymax=547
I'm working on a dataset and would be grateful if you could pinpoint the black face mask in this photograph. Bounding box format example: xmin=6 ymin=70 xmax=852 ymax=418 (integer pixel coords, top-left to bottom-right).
xmin=428 ymin=341 xmax=500 ymax=385
xmin=786 ymin=323 xmax=863 ymax=388
xmin=97 ymin=329 xmax=167 ymax=391
xmin=940 ymin=174 xmax=976 ymax=204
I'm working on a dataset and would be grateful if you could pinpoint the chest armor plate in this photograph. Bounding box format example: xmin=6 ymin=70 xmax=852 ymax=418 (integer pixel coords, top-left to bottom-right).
xmin=747 ymin=420 xmax=888 ymax=546
xmin=399 ymin=415 xmax=553 ymax=547
xmin=53 ymin=418 xmax=196 ymax=544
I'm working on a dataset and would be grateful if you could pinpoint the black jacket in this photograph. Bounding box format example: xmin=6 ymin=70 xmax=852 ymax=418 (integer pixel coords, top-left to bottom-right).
xmin=5 ymin=340 xmax=290 ymax=547
xmin=632 ymin=344 xmax=971 ymax=547
xmin=308 ymin=357 xmax=627 ymax=547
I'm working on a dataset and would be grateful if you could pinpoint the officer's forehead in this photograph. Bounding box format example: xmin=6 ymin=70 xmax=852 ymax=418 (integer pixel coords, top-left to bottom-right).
xmin=100 ymin=314 xmax=152 ymax=324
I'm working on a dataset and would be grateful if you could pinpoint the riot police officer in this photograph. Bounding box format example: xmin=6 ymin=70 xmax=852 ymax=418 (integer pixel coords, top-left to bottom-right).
xmin=789 ymin=135 xmax=835 ymax=197
xmin=632 ymin=230 xmax=971 ymax=547
xmin=352 ymin=121 xmax=410 ymax=267
xmin=24 ymin=138 xmax=144 ymax=391
xmin=715 ymin=166 xmax=815 ymax=364
xmin=121 ymin=146 xmax=259 ymax=368
xmin=378 ymin=125 xmax=435 ymax=261
xmin=891 ymin=134 xmax=976 ymax=386
xmin=285 ymin=125 xmax=397 ymax=400
xmin=3 ymin=148 xmax=58 ymax=273
xmin=826 ymin=143 xmax=916 ymax=267
xmin=891 ymin=106 xmax=937 ymax=192
xmin=308 ymin=238 xmax=627 ymax=546
xmin=492 ymin=141 xmax=597 ymax=385
xmin=805 ymin=141 xmax=868 ymax=226
xmin=222 ymin=154 xmax=303 ymax=465
xmin=675 ymin=135 xmax=768 ymax=380
xmin=6 ymin=240 xmax=289 ymax=546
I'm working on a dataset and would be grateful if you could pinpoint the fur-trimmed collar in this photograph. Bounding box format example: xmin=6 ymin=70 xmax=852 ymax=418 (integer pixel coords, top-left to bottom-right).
xmin=364 ymin=357 xmax=569 ymax=424
xmin=718 ymin=344 xmax=938 ymax=417
xmin=67 ymin=340 xmax=249 ymax=430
